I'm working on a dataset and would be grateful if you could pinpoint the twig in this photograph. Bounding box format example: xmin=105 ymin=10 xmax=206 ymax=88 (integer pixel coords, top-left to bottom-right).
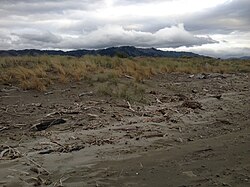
xmin=13 ymin=109 xmax=32 ymax=116
xmin=46 ymin=111 xmax=61 ymax=117
xmin=127 ymin=101 xmax=135 ymax=112
xmin=0 ymin=96 xmax=21 ymax=98
xmin=140 ymin=162 xmax=144 ymax=169
xmin=0 ymin=127 xmax=8 ymax=132
xmin=119 ymin=169 xmax=124 ymax=177
xmin=0 ymin=149 xmax=10 ymax=158
xmin=2 ymin=111 xmax=21 ymax=117
xmin=54 ymin=176 xmax=68 ymax=187
xmin=124 ymin=74 xmax=135 ymax=79
xmin=24 ymin=155 xmax=51 ymax=175
xmin=155 ymin=97 xmax=162 ymax=104
xmin=79 ymin=91 xmax=93 ymax=97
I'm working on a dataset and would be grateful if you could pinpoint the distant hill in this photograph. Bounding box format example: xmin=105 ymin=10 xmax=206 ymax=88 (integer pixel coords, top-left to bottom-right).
xmin=0 ymin=46 xmax=203 ymax=58
xmin=239 ymin=56 xmax=250 ymax=60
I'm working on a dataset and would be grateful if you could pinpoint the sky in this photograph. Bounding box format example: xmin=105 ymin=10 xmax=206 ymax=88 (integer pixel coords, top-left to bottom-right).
xmin=0 ymin=0 xmax=249 ymax=58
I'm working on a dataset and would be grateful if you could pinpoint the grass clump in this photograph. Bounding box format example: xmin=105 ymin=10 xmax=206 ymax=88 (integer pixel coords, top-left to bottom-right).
xmin=97 ymin=81 xmax=146 ymax=102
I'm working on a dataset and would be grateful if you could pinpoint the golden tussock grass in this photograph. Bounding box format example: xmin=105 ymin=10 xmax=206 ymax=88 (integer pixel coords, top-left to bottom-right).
xmin=0 ymin=55 xmax=249 ymax=91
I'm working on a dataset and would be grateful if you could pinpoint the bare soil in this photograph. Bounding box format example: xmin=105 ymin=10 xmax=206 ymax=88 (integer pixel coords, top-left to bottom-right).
xmin=0 ymin=72 xmax=249 ymax=187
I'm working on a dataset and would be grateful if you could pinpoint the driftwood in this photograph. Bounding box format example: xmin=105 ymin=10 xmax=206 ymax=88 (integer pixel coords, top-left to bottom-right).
xmin=211 ymin=94 xmax=222 ymax=99
xmin=33 ymin=119 xmax=66 ymax=131
xmin=0 ymin=146 xmax=22 ymax=159
xmin=79 ymin=91 xmax=93 ymax=97
xmin=127 ymin=101 xmax=135 ymax=112
xmin=0 ymin=127 xmax=8 ymax=132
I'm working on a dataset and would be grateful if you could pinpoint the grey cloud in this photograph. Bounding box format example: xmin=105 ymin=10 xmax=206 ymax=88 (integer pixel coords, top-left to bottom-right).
xmin=4 ymin=24 xmax=216 ymax=50
xmin=0 ymin=0 xmax=103 ymax=16
xmin=184 ymin=0 xmax=250 ymax=34
xmin=13 ymin=31 xmax=62 ymax=44
xmin=182 ymin=46 xmax=250 ymax=59
xmin=113 ymin=0 xmax=169 ymax=5
xmin=0 ymin=24 xmax=217 ymax=50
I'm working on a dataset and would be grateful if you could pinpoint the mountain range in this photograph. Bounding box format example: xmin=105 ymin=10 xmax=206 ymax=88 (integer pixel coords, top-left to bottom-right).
xmin=0 ymin=46 xmax=204 ymax=58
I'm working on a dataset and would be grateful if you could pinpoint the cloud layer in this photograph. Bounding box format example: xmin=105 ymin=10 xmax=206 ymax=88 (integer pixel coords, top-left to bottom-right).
xmin=6 ymin=24 xmax=217 ymax=50
xmin=0 ymin=0 xmax=249 ymax=57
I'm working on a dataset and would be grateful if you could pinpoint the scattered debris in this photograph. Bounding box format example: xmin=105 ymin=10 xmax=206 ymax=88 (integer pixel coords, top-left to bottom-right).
xmin=0 ymin=145 xmax=22 ymax=160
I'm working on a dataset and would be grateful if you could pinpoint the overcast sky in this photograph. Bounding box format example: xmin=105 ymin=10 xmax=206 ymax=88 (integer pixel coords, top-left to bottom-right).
xmin=0 ymin=0 xmax=249 ymax=58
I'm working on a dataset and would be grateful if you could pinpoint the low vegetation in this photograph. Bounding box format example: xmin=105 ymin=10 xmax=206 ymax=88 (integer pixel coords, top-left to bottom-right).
xmin=0 ymin=55 xmax=249 ymax=95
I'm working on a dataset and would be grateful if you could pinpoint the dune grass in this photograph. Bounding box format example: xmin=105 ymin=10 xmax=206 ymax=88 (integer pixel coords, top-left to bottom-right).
xmin=0 ymin=55 xmax=249 ymax=92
